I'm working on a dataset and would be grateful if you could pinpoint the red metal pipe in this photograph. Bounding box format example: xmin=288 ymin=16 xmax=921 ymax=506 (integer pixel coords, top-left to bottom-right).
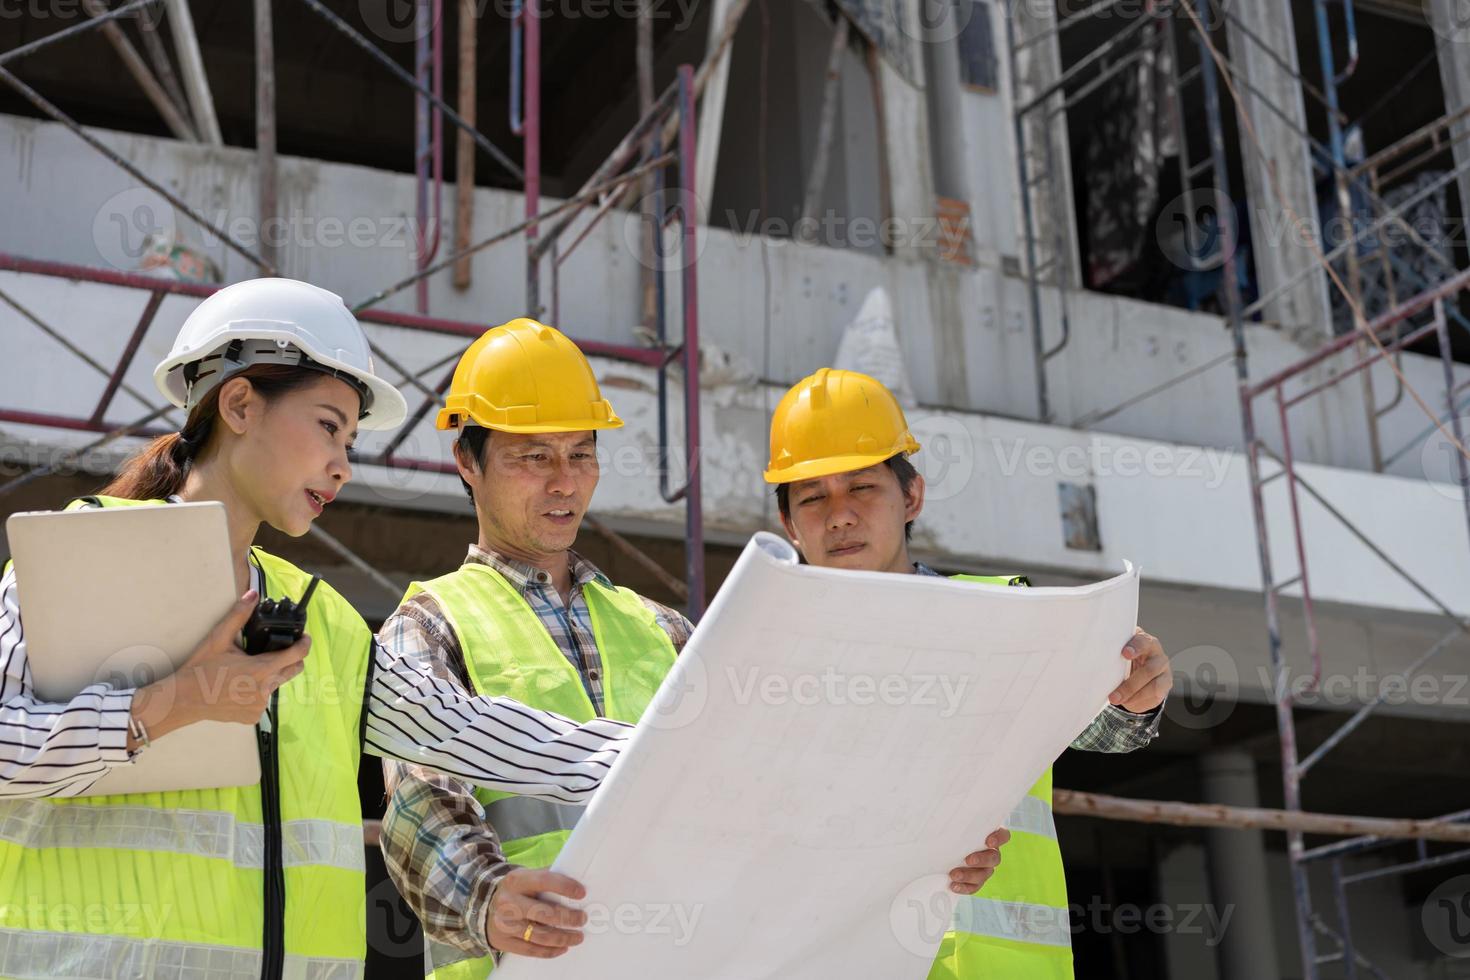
xmin=0 ymin=253 xmax=215 ymax=297
xmin=677 ymin=63 xmax=704 ymax=619
xmin=90 ymin=290 xmax=164 ymax=425
xmin=1275 ymin=386 xmax=1322 ymax=691
xmin=0 ymin=252 xmax=667 ymax=367
xmin=0 ymin=409 xmax=171 ymax=437
xmin=1247 ymin=265 xmax=1470 ymax=399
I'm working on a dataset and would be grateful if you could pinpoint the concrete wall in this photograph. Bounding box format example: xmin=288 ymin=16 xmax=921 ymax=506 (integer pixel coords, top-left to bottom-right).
xmin=5 ymin=111 xmax=1464 ymax=485
xmin=5 ymin=264 xmax=1470 ymax=617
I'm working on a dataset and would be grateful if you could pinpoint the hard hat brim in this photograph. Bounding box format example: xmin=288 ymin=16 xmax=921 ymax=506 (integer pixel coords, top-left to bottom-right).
xmin=762 ymin=447 xmax=916 ymax=485
xmin=435 ymin=411 xmax=626 ymax=434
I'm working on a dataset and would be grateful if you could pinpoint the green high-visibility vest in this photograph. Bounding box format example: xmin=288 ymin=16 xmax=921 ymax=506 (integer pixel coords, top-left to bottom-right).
xmin=401 ymin=563 xmax=676 ymax=980
xmin=0 ymin=495 xmax=374 ymax=980
xmin=927 ymin=573 xmax=1073 ymax=980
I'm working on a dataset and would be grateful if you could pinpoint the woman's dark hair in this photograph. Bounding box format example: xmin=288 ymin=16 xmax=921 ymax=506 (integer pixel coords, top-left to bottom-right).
xmin=774 ymin=454 xmax=920 ymax=541
xmin=102 ymin=365 xmax=327 ymax=501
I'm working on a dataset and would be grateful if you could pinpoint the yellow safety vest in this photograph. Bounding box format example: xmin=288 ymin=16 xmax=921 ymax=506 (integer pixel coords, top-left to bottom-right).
xmin=0 ymin=495 xmax=374 ymax=980
xmin=401 ymin=563 xmax=676 ymax=980
xmin=927 ymin=573 xmax=1073 ymax=980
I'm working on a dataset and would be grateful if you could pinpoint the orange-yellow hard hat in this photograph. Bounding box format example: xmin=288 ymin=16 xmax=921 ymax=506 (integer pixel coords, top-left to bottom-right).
xmin=436 ymin=318 xmax=623 ymax=433
xmin=763 ymin=368 xmax=920 ymax=484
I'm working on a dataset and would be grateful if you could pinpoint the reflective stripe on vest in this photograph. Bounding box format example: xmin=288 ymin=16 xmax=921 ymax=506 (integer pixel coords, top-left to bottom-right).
xmin=481 ymin=797 xmax=584 ymax=843
xmin=0 ymin=927 xmax=364 ymax=980
xmin=1005 ymin=793 xmax=1056 ymax=841
xmin=0 ymin=495 xmax=374 ymax=976
xmin=0 ymin=800 xmax=365 ymax=873
xmin=952 ymin=896 xmax=1072 ymax=948
xmin=929 ymin=573 xmax=1073 ymax=980
xmin=402 ymin=564 xmax=676 ymax=980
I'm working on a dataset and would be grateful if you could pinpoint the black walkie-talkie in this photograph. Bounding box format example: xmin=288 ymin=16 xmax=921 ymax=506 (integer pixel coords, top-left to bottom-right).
xmin=242 ymin=575 xmax=322 ymax=654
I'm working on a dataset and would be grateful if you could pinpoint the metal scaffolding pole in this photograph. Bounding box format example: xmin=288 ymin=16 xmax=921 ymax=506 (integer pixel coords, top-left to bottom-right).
xmin=1186 ymin=1 xmax=1320 ymax=974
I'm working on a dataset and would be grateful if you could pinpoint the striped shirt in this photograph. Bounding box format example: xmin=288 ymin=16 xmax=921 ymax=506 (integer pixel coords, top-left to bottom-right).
xmin=379 ymin=545 xmax=693 ymax=967
xmin=0 ymin=556 xmax=631 ymax=803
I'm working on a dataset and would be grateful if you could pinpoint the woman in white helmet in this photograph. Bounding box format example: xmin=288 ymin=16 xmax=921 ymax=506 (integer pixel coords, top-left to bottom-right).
xmin=0 ymin=278 xmax=619 ymax=979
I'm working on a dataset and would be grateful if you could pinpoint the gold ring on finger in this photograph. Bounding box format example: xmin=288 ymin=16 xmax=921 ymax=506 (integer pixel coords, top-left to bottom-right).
xmin=522 ymin=923 xmax=535 ymax=943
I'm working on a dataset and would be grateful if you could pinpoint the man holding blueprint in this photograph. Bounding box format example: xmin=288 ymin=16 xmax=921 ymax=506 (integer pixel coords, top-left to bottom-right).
xmin=378 ymin=326 xmax=1010 ymax=977
xmin=484 ymin=375 xmax=1158 ymax=978
xmin=762 ymin=368 xmax=1173 ymax=980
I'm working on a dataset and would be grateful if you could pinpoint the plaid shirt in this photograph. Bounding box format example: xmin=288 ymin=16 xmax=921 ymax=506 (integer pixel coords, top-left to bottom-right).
xmin=378 ymin=545 xmax=693 ymax=966
xmin=914 ymin=562 xmax=1164 ymax=750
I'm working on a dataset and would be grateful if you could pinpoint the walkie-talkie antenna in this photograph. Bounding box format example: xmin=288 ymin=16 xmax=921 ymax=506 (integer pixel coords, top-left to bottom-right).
xmin=297 ymin=575 xmax=322 ymax=612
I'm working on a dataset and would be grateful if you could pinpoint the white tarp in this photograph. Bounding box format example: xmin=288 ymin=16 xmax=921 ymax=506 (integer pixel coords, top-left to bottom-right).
xmin=497 ymin=532 xmax=1139 ymax=979
xmin=832 ymin=286 xmax=918 ymax=409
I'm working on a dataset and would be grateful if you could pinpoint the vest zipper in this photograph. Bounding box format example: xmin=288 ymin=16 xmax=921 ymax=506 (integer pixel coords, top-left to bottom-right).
xmin=258 ymin=691 xmax=285 ymax=980
xmin=253 ymin=555 xmax=286 ymax=980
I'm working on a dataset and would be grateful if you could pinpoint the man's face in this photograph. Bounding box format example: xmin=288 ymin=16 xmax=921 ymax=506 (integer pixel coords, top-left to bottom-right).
xmin=779 ymin=462 xmax=924 ymax=574
xmin=456 ymin=429 xmax=600 ymax=561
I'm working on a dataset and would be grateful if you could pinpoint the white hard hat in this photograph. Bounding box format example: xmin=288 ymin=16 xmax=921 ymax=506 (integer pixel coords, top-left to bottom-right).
xmin=153 ymin=278 xmax=408 ymax=431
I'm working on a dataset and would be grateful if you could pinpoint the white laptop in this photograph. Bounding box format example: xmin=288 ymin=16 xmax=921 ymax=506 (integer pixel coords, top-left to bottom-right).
xmin=6 ymin=501 xmax=261 ymax=795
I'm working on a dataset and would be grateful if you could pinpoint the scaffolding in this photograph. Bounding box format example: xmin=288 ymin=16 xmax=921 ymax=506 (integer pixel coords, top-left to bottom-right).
xmin=7 ymin=1 xmax=1470 ymax=975
xmin=0 ymin=0 xmax=711 ymax=617
xmin=1010 ymin=0 xmax=1470 ymax=975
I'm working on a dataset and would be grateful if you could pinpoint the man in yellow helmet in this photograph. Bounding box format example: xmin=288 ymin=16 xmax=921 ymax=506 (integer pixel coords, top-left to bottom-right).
xmin=378 ymin=324 xmax=1011 ymax=976
xmin=765 ymin=368 xmax=1173 ymax=980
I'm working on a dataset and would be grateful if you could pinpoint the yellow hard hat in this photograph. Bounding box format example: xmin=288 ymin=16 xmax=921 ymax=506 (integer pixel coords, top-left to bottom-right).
xmin=436 ymin=318 xmax=623 ymax=432
xmin=763 ymin=368 xmax=920 ymax=484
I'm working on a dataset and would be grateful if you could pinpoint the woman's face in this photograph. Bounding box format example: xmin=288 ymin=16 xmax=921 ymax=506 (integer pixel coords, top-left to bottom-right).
xmin=224 ymin=375 xmax=360 ymax=536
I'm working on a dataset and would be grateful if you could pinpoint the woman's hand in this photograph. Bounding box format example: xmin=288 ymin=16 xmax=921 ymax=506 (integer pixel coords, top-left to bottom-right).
xmin=129 ymin=590 xmax=311 ymax=745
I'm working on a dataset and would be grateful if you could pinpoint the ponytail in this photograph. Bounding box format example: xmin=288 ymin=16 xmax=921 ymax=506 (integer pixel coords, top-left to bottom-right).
xmin=101 ymin=415 xmax=211 ymax=501
xmin=101 ymin=364 xmax=324 ymax=501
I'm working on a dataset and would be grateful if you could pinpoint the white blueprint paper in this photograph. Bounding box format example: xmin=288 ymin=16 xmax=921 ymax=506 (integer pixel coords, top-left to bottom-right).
xmin=496 ymin=532 xmax=1139 ymax=980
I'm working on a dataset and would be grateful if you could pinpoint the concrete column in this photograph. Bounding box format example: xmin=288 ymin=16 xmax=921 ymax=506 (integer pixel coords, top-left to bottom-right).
xmin=877 ymin=8 xmax=938 ymax=262
xmin=1200 ymin=749 xmax=1280 ymax=980
xmin=1223 ymin=0 xmax=1333 ymax=337
xmin=1010 ymin=0 xmax=1080 ymax=288
xmin=1429 ymin=0 xmax=1470 ymax=233
xmin=879 ymin=7 xmax=968 ymax=407
xmin=920 ymin=4 xmax=972 ymax=202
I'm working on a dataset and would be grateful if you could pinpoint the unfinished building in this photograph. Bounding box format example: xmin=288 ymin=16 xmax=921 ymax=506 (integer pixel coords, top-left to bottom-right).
xmin=2 ymin=0 xmax=1470 ymax=977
